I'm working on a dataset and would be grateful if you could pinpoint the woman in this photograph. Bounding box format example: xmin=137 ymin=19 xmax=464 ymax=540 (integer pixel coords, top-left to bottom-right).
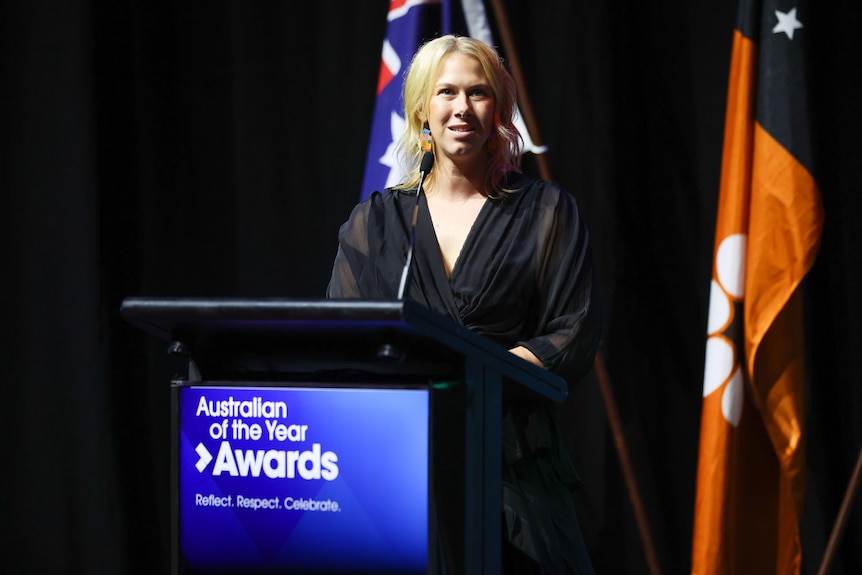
xmin=328 ymin=35 xmax=600 ymax=575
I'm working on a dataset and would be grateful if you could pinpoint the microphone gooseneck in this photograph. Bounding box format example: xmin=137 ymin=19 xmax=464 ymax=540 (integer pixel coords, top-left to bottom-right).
xmin=397 ymin=152 xmax=435 ymax=299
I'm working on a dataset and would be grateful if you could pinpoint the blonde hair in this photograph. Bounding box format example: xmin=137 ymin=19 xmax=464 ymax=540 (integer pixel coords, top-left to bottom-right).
xmin=394 ymin=35 xmax=523 ymax=196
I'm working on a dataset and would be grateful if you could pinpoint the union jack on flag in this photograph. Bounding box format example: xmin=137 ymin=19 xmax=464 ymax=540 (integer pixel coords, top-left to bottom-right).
xmin=360 ymin=0 xmax=540 ymax=201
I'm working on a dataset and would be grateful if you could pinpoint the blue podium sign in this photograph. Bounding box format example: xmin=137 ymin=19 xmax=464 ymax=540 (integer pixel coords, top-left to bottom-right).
xmin=177 ymin=385 xmax=429 ymax=573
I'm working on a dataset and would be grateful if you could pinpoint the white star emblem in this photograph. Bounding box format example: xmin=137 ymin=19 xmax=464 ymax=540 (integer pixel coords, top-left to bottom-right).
xmin=773 ymin=7 xmax=803 ymax=40
xmin=379 ymin=110 xmax=407 ymax=188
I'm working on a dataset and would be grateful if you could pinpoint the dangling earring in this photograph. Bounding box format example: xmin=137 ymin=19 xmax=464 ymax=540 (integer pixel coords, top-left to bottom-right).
xmin=420 ymin=128 xmax=433 ymax=153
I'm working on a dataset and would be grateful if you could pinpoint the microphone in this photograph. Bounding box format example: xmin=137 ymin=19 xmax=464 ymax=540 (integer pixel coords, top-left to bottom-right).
xmin=397 ymin=151 xmax=434 ymax=299
xmin=419 ymin=149 xmax=435 ymax=174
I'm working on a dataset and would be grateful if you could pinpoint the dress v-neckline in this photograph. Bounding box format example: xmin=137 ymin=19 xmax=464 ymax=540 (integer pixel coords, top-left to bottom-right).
xmin=421 ymin=194 xmax=490 ymax=280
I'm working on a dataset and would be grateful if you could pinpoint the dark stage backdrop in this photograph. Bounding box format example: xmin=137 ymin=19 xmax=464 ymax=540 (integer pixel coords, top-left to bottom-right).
xmin=2 ymin=1 xmax=860 ymax=573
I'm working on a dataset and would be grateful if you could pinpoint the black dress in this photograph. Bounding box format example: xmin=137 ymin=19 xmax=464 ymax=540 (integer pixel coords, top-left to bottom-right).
xmin=327 ymin=172 xmax=600 ymax=574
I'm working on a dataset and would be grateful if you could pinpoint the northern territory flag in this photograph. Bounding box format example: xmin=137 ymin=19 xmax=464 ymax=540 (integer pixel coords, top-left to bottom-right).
xmin=692 ymin=0 xmax=823 ymax=573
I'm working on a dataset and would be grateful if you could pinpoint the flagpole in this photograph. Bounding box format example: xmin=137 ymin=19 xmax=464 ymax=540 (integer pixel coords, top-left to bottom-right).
xmin=484 ymin=3 xmax=662 ymax=574
xmin=485 ymin=0 xmax=551 ymax=181
xmin=594 ymin=350 xmax=662 ymax=575
xmin=817 ymin=443 xmax=862 ymax=575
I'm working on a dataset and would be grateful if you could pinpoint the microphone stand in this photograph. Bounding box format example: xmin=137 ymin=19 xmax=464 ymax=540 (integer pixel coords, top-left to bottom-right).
xmin=397 ymin=151 xmax=434 ymax=299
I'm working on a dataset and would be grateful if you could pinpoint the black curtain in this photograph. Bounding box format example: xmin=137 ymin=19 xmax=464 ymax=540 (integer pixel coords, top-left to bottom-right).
xmin=2 ymin=1 xmax=860 ymax=573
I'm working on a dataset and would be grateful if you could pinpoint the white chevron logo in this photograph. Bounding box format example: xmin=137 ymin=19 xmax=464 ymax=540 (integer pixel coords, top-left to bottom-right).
xmin=195 ymin=443 xmax=213 ymax=473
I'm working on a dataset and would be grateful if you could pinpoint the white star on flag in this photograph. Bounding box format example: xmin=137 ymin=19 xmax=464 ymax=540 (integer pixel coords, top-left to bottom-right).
xmin=773 ymin=7 xmax=803 ymax=40
xmin=381 ymin=111 xmax=406 ymax=189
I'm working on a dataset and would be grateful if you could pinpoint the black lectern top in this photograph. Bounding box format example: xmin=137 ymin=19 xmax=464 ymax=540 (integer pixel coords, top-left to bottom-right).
xmin=120 ymin=297 xmax=567 ymax=402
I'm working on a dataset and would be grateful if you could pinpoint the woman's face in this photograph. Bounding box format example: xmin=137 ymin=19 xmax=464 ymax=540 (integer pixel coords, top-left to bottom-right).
xmin=426 ymin=53 xmax=496 ymax=167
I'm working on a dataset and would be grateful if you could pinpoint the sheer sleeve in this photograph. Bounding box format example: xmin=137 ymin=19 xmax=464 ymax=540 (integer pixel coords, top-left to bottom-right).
xmin=326 ymin=191 xmax=407 ymax=300
xmin=516 ymin=183 xmax=601 ymax=383
xmin=326 ymin=200 xmax=370 ymax=299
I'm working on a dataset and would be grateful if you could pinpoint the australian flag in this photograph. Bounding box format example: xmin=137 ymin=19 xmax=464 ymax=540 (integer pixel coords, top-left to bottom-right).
xmin=360 ymin=0 xmax=495 ymax=201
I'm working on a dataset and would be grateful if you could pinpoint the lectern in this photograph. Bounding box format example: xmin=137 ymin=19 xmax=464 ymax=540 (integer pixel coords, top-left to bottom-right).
xmin=121 ymin=297 xmax=567 ymax=575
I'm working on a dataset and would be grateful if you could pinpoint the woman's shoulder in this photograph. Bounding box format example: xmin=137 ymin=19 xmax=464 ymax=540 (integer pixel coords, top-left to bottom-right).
xmin=504 ymin=173 xmax=575 ymax=207
xmin=370 ymin=187 xmax=420 ymax=206
xmin=338 ymin=187 xmax=412 ymax=243
xmin=347 ymin=188 xmax=411 ymax=217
